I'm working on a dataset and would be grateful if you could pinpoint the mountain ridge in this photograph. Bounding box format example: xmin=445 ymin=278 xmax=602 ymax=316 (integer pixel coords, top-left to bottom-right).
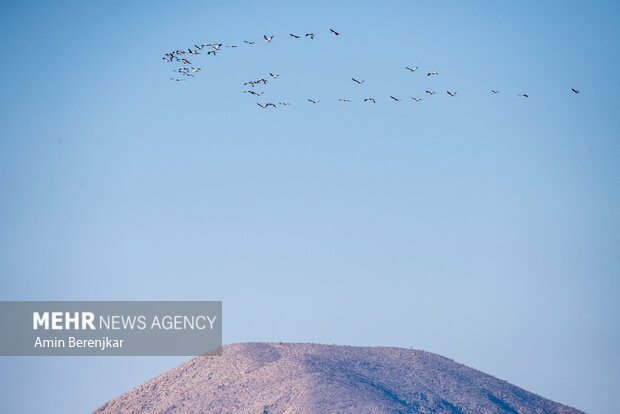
xmin=93 ymin=342 xmax=584 ymax=413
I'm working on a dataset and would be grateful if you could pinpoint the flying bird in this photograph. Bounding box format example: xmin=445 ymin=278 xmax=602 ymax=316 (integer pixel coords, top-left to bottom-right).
xmin=207 ymin=50 xmax=217 ymax=56
xmin=330 ymin=29 xmax=339 ymax=35
xmin=405 ymin=66 xmax=419 ymax=72
xmin=279 ymin=102 xmax=291 ymax=105
xmin=264 ymin=35 xmax=273 ymax=42
xmin=169 ymin=78 xmax=185 ymax=82
xmin=491 ymin=90 xmax=500 ymax=94
xmin=244 ymin=40 xmax=255 ymax=45
xmin=447 ymin=91 xmax=457 ymax=97
xmin=305 ymin=33 xmax=315 ymax=39
xmin=518 ymin=93 xmax=529 ymax=98
xmin=191 ymin=67 xmax=201 ymax=73
xmin=307 ymin=99 xmax=320 ymax=104
xmin=572 ymin=88 xmax=580 ymax=94
xmin=425 ymin=90 xmax=436 ymax=95
xmin=411 ymin=97 xmax=422 ymax=102
xmin=339 ymin=98 xmax=351 ymax=102
xmin=270 ymin=73 xmax=279 ymax=79
xmin=226 ymin=44 xmax=237 ymax=48
xmin=257 ymin=103 xmax=276 ymax=108
xmin=289 ymin=33 xmax=300 ymax=38
xmin=364 ymin=97 xmax=376 ymax=103
xmin=352 ymin=78 xmax=364 ymax=84
xmin=427 ymin=71 xmax=438 ymax=76
xmin=390 ymin=96 xmax=401 ymax=101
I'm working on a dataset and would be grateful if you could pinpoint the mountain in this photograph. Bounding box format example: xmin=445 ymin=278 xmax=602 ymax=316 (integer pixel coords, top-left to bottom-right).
xmin=93 ymin=342 xmax=583 ymax=413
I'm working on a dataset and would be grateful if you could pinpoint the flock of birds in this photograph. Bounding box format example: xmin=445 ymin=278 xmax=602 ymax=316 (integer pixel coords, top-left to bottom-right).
xmin=162 ymin=29 xmax=582 ymax=108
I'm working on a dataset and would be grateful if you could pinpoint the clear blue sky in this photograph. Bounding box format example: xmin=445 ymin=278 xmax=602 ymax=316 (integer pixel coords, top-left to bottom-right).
xmin=0 ymin=1 xmax=619 ymax=413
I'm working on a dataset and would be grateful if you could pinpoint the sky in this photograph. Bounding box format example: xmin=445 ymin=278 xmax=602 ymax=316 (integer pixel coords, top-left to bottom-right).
xmin=0 ymin=0 xmax=619 ymax=413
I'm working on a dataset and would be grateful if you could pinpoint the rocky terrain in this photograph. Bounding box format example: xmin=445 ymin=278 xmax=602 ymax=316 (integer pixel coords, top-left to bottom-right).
xmin=93 ymin=342 xmax=583 ymax=413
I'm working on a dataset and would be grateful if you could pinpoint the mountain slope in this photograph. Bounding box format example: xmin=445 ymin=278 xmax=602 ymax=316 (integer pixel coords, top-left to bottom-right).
xmin=93 ymin=342 xmax=583 ymax=413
